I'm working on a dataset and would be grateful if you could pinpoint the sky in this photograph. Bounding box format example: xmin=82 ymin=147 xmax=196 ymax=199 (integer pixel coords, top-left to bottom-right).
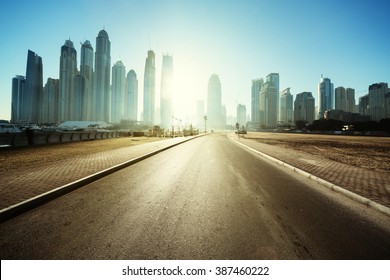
xmin=0 ymin=0 xmax=389 ymax=123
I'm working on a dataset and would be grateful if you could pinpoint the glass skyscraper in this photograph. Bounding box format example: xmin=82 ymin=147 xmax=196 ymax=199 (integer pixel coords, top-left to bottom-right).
xmin=160 ymin=54 xmax=173 ymax=129
xmin=318 ymin=77 xmax=334 ymax=119
xmin=94 ymin=29 xmax=111 ymax=122
xmin=59 ymin=40 xmax=77 ymax=122
xmin=143 ymin=50 xmax=156 ymax=125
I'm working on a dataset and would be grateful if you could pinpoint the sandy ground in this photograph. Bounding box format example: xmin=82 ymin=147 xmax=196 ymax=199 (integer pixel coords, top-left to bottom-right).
xmin=242 ymin=132 xmax=390 ymax=173
xmin=0 ymin=136 xmax=162 ymax=173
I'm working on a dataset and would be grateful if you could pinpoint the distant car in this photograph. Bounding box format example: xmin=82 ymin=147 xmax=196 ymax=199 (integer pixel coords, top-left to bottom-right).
xmin=235 ymin=130 xmax=247 ymax=134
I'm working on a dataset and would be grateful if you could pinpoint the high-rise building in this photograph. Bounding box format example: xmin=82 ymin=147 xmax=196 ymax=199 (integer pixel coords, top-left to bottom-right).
xmin=335 ymin=86 xmax=355 ymax=113
xmin=80 ymin=40 xmax=94 ymax=120
xmin=335 ymin=86 xmax=346 ymax=111
xmin=368 ymin=82 xmax=388 ymax=121
xmin=25 ymin=50 xmax=43 ymax=124
xmin=160 ymin=54 xmax=173 ymax=129
xmin=126 ymin=70 xmax=138 ymax=121
xmin=359 ymin=94 xmax=369 ymax=118
xmin=143 ymin=50 xmax=156 ymax=125
xmin=346 ymin=88 xmax=356 ymax=113
xmin=111 ymin=60 xmax=126 ymax=124
xmin=11 ymin=75 xmax=25 ymax=123
xmin=42 ymin=78 xmax=59 ymax=124
xmin=294 ymin=92 xmax=315 ymax=124
xmin=72 ymin=74 xmax=85 ymax=121
xmin=207 ymin=74 xmax=222 ymax=129
xmin=260 ymin=73 xmax=279 ymax=127
xmin=237 ymin=104 xmax=247 ymax=127
xmin=318 ymin=77 xmax=334 ymax=119
xmin=94 ymin=29 xmax=111 ymax=122
xmin=280 ymin=87 xmax=293 ymax=124
xmin=251 ymin=78 xmax=263 ymax=125
xmin=59 ymin=40 xmax=77 ymax=122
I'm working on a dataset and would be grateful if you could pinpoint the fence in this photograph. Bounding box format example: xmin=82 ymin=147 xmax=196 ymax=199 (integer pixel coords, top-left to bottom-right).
xmin=0 ymin=130 xmax=126 ymax=147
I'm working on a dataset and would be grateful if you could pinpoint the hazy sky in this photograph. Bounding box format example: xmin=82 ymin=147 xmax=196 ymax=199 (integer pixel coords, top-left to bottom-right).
xmin=0 ymin=0 xmax=389 ymax=122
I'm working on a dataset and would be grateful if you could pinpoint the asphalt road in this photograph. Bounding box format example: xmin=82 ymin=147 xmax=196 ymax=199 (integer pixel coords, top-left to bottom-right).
xmin=0 ymin=133 xmax=389 ymax=259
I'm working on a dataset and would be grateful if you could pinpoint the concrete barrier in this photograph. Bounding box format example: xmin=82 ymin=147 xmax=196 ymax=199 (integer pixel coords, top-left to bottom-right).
xmin=1 ymin=130 xmax=124 ymax=147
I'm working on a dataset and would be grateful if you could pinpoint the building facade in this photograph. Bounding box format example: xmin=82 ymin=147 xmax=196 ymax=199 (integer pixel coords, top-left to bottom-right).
xmin=126 ymin=70 xmax=138 ymax=122
xmin=251 ymin=78 xmax=263 ymax=125
xmin=143 ymin=50 xmax=156 ymax=125
xmin=11 ymin=75 xmax=25 ymax=123
xmin=260 ymin=73 xmax=279 ymax=127
xmin=368 ymin=83 xmax=388 ymax=121
xmin=111 ymin=60 xmax=126 ymax=124
xmin=59 ymin=40 xmax=77 ymax=122
xmin=80 ymin=40 xmax=94 ymax=120
xmin=160 ymin=54 xmax=173 ymax=129
xmin=280 ymin=87 xmax=293 ymax=124
xmin=94 ymin=29 xmax=111 ymax=122
xmin=25 ymin=50 xmax=43 ymax=124
xmin=42 ymin=78 xmax=59 ymax=124
xmin=318 ymin=77 xmax=334 ymax=119
xmin=207 ymin=74 xmax=222 ymax=129
xmin=237 ymin=104 xmax=247 ymax=128
xmin=294 ymin=91 xmax=315 ymax=124
xmin=335 ymin=86 xmax=355 ymax=113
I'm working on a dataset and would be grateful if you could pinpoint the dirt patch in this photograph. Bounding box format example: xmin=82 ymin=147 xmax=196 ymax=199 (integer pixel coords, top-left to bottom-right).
xmin=243 ymin=132 xmax=390 ymax=172
xmin=0 ymin=137 xmax=162 ymax=173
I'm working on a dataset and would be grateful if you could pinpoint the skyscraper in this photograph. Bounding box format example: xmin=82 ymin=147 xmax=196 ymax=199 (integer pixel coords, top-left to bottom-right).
xmin=280 ymin=87 xmax=293 ymax=124
xmin=25 ymin=50 xmax=43 ymax=124
xmin=59 ymin=40 xmax=77 ymax=122
xmin=126 ymin=70 xmax=138 ymax=121
xmin=318 ymin=77 xmax=334 ymax=119
xmin=42 ymin=78 xmax=59 ymax=124
xmin=80 ymin=40 xmax=94 ymax=120
xmin=11 ymin=75 xmax=25 ymax=123
xmin=251 ymin=78 xmax=263 ymax=125
xmin=160 ymin=54 xmax=173 ymax=129
xmin=143 ymin=50 xmax=156 ymax=125
xmin=368 ymin=82 xmax=388 ymax=121
xmin=111 ymin=60 xmax=126 ymax=124
xmin=294 ymin=92 xmax=315 ymax=124
xmin=260 ymin=73 xmax=279 ymax=127
xmin=94 ymin=29 xmax=111 ymax=122
xmin=237 ymin=104 xmax=247 ymax=127
xmin=207 ymin=74 xmax=222 ymax=129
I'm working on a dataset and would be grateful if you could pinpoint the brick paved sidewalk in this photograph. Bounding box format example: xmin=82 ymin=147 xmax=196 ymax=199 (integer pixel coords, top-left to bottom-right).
xmin=229 ymin=133 xmax=390 ymax=208
xmin=0 ymin=137 xmax=191 ymax=210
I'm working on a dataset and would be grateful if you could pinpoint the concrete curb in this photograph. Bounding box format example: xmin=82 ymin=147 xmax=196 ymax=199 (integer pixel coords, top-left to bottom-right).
xmin=0 ymin=135 xmax=204 ymax=223
xmin=228 ymin=135 xmax=390 ymax=217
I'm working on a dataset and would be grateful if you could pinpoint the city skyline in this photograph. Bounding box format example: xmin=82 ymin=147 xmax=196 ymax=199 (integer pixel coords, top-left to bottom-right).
xmin=1 ymin=0 xmax=389 ymax=122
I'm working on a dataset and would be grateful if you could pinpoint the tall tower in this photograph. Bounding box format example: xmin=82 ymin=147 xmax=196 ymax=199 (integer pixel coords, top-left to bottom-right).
xmin=294 ymin=92 xmax=315 ymax=124
xmin=25 ymin=50 xmax=43 ymax=124
xmin=126 ymin=70 xmax=138 ymax=122
xmin=80 ymin=40 xmax=94 ymax=120
xmin=260 ymin=73 xmax=279 ymax=127
xmin=143 ymin=50 xmax=156 ymax=125
xmin=111 ymin=60 xmax=126 ymax=124
xmin=94 ymin=29 xmax=111 ymax=122
xmin=59 ymin=40 xmax=77 ymax=122
xmin=11 ymin=75 xmax=26 ymax=123
xmin=251 ymin=78 xmax=263 ymax=125
xmin=43 ymin=78 xmax=59 ymax=124
xmin=237 ymin=104 xmax=247 ymax=127
xmin=318 ymin=76 xmax=334 ymax=119
xmin=160 ymin=54 xmax=173 ymax=129
xmin=280 ymin=87 xmax=293 ymax=124
xmin=207 ymin=74 xmax=222 ymax=129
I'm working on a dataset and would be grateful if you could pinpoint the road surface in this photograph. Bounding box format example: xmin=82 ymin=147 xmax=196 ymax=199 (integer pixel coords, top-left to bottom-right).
xmin=0 ymin=133 xmax=389 ymax=259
